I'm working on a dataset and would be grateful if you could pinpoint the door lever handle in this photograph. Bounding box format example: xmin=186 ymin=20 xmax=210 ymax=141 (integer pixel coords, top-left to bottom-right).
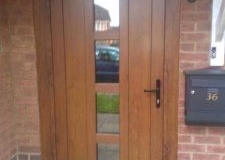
xmin=144 ymin=79 xmax=161 ymax=108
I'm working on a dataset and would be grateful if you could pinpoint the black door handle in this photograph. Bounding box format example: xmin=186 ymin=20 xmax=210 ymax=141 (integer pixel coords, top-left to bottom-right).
xmin=144 ymin=79 xmax=161 ymax=108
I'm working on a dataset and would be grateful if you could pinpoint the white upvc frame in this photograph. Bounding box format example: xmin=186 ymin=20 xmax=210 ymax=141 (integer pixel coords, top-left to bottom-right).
xmin=210 ymin=0 xmax=225 ymax=66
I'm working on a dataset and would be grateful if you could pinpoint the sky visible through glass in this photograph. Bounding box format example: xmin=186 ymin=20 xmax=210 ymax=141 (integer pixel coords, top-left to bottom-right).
xmin=94 ymin=0 xmax=119 ymax=26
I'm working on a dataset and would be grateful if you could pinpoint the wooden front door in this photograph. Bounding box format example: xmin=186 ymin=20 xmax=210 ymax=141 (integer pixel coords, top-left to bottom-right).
xmin=128 ymin=0 xmax=165 ymax=159
xmin=33 ymin=0 xmax=180 ymax=160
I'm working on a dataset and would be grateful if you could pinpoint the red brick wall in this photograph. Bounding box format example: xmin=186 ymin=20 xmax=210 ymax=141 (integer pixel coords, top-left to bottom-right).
xmin=0 ymin=0 xmax=40 ymax=159
xmin=7 ymin=0 xmax=40 ymax=154
xmin=0 ymin=1 xmax=16 ymax=159
xmin=178 ymin=0 xmax=225 ymax=160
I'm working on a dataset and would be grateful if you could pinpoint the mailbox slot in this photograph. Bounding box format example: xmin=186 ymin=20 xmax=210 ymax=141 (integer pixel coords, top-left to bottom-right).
xmin=191 ymin=79 xmax=225 ymax=87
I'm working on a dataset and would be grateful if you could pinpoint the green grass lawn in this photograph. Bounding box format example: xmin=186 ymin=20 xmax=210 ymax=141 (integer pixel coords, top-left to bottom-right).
xmin=96 ymin=93 xmax=119 ymax=114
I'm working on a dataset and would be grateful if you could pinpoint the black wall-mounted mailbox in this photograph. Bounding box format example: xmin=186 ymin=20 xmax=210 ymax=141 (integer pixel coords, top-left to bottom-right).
xmin=185 ymin=68 xmax=225 ymax=126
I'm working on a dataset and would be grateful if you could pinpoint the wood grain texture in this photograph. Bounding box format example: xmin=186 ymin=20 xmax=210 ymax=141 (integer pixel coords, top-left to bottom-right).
xmin=129 ymin=0 xmax=152 ymax=159
xmin=84 ymin=0 xmax=96 ymax=159
xmin=94 ymin=30 xmax=119 ymax=40
xmin=50 ymin=0 xmax=68 ymax=159
xmin=150 ymin=0 xmax=165 ymax=159
xmin=63 ymin=0 xmax=88 ymax=159
xmin=33 ymin=0 xmax=56 ymax=160
xmin=164 ymin=0 xmax=180 ymax=159
xmin=97 ymin=134 xmax=119 ymax=143
xmin=95 ymin=83 xmax=119 ymax=93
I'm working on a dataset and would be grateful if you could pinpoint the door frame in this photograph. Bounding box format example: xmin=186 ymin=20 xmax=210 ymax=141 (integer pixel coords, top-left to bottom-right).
xmin=33 ymin=0 xmax=180 ymax=159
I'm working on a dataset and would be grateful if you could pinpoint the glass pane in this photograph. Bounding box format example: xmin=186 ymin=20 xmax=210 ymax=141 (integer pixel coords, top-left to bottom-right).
xmin=96 ymin=93 xmax=119 ymax=133
xmin=95 ymin=40 xmax=120 ymax=83
xmin=94 ymin=0 xmax=119 ymax=32
xmin=97 ymin=144 xmax=119 ymax=160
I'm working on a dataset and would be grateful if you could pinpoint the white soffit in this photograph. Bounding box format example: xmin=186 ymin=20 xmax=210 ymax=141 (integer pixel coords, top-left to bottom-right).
xmin=210 ymin=0 xmax=224 ymax=66
xmin=216 ymin=0 xmax=225 ymax=42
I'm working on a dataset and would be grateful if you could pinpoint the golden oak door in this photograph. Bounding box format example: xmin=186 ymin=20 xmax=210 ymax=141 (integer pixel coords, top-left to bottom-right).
xmin=44 ymin=0 xmax=179 ymax=159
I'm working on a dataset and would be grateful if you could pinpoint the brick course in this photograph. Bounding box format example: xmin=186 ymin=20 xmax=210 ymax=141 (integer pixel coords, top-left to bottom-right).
xmin=0 ymin=0 xmax=40 ymax=159
xmin=178 ymin=0 xmax=225 ymax=160
xmin=0 ymin=0 xmax=16 ymax=159
xmin=7 ymin=0 xmax=40 ymax=154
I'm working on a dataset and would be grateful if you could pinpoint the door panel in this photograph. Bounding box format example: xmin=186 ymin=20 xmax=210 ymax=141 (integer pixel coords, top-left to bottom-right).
xmin=49 ymin=0 xmax=68 ymax=159
xmin=150 ymin=0 xmax=165 ymax=159
xmin=62 ymin=0 xmax=165 ymax=159
xmin=129 ymin=0 xmax=152 ymax=159
xmin=63 ymin=0 xmax=88 ymax=159
xmin=129 ymin=0 xmax=166 ymax=159
xmin=60 ymin=0 xmax=168 ymax=159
